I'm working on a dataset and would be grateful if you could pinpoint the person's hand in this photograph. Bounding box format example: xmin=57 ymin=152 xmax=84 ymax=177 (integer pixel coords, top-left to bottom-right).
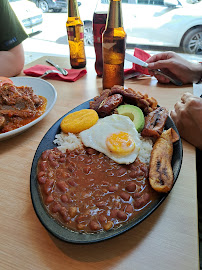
xmin=146 ymin=51 xmax=202 ymax=85
xmin=170 ymin=93 xmax=202 ymax=150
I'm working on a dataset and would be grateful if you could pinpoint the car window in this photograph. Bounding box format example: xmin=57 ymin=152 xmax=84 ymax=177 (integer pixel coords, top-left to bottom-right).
xmin=101 ymin=0 xmax=164 ymax=5
xmin=137 ymin=0 xmax=164 ymax=5
xmin=122 ymin=0 xmax=137 ymax=3
xmin=19 ymin=0 xmax=202 ymax=58
xmin=9 ymin=0 xmax=22 ymax=2
xmin=101 ymin=0 xmax=138 ymax=3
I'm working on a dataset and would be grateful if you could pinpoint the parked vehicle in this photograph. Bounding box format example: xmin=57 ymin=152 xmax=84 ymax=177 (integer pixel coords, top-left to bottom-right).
xmin=9 ymin=0 xmax=43 ymax=35
xmin=30 ymin=0 xmax=67 ymax=13
xmin=78 ymin=0 xmax=202 ymax=54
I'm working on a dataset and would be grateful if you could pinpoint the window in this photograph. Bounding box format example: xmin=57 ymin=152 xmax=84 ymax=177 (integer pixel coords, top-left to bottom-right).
xmin=137 ymin=0 xmax=164 ymax=5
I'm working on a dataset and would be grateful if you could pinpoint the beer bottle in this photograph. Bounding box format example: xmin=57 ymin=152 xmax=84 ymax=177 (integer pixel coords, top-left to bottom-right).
xmin=102 ymin=0 xmax=126 ymax=89
xmin=93 ymin=0 xmax=107 ymax=77
xmin=66 ymin=0 xmax=86 ymax=69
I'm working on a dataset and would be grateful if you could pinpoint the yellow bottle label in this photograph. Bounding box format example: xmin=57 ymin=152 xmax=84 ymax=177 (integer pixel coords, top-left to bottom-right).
xmin=67 ymin=25 xmax=84 ymax=41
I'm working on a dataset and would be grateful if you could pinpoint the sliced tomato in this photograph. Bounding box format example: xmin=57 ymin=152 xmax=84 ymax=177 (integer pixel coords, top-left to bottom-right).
xmin=0 ymin=76 xmax=13 ymax=86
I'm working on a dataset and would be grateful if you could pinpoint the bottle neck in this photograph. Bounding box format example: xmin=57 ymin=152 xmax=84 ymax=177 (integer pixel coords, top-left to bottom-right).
xmin=68 ymin=0 xmax=80 ymax=17
xmin=106 ymin=0 xmax=123 ymax=29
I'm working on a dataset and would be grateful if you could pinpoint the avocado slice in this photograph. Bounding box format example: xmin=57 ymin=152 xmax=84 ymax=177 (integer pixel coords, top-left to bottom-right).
xmin=117 ymin=104 xmax=145 ymax=132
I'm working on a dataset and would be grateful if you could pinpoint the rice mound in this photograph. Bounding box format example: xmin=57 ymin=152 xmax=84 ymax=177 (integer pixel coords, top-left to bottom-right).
xmin=54 ymin=132 xmax=153 ymax=164
xmin=53 ymin=132 xmax=83 ymax=153
xmin=138 ymin=137 xmax=153 ymax=164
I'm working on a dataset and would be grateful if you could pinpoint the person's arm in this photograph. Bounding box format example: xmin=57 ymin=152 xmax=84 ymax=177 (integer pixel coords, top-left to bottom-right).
xmin=170 ymin=93 xmax=202 ymax=150
xmin=0 ymin=0 xmax=28 ymax=77
xmin=0 ymin=43 xmax=25 ymax=77
xmin=146 ymin=51 xmax=202 ymax=85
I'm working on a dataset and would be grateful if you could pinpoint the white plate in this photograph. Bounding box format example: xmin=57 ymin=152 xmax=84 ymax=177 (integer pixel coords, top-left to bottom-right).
xmin=0 ymin=77 xmax=57 ymax=141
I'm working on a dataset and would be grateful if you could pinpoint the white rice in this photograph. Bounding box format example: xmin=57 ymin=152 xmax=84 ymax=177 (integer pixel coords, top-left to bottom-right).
xmin=53 ymin=132 xmax=83 ymax=153
xmin=54 ymin=132 xmax=153 ymax=164
xmin=138 ymin=137 xmax=153 ymax=164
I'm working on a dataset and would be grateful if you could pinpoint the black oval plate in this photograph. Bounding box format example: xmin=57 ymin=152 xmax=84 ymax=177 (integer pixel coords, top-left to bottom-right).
xmin=30 ymin=99 xmax=183 ymax=244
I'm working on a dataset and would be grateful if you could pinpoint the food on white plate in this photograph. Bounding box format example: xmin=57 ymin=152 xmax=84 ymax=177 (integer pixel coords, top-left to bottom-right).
xmin=0 ymin=77 xmax=13 ymax=87
xmin=117 ymin=104 xmax=145 ymax=132
xmin=0 ymin=83 xmax=47 ymax=133
xmin=37 ymin=85 xmax=179 ymax=234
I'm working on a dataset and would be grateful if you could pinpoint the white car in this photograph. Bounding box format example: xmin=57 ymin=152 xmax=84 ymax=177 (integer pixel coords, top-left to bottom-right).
xmin=78 ymin=0 xmax=202 ymax=54
xmin=9 ymin=0 xmax=43 ymax=35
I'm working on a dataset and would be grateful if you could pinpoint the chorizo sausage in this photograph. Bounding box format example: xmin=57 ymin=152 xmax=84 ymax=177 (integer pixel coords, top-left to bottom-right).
xmin=97 ymin=94 xmax=123 ymax=117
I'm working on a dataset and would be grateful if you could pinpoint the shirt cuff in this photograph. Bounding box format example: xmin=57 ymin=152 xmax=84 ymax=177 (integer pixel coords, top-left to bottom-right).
xmin=196 ymin=63 xmax=202 ymax=84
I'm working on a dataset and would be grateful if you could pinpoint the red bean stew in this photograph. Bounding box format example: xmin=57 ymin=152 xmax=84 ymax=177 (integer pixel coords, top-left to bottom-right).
xmin=37 ymin=146 xmax=159 ymax=233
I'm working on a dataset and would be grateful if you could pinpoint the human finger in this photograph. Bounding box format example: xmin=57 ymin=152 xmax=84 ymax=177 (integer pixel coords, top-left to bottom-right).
xmin=147 ymin=69 xmax=155 ymax=76
xmin=170 ymin=109 xmax=177 ymax=121
xmin=146 ymin=52 xmax=172 ymax=64
xmin=170 ymin=109 xmax=175 ymax=118
xmin=146 ymin=54 xmax=164 ymax=63
xmin=154 ymin=74 xmax=170 ymax=84
xmin=147 ymin=69 xmax=170 ymax=83
xmin=147 ymin=59 xmax=176 ymax=71
xmin=170 ymin=108 xmax=183 ymax=133
xmin=174 ymin=101 xmax=183 ymax=112
xmin=181 ymin=92 xmax=193 ymax=103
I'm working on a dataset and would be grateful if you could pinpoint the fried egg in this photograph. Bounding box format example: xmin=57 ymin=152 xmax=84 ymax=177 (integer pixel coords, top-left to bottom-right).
xmin=80 ymin=114 xmax=141 ymax=164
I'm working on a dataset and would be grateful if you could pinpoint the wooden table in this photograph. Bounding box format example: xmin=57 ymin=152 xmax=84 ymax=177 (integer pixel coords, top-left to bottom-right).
xmin=0 ymin=56 xmax=199 ymax=270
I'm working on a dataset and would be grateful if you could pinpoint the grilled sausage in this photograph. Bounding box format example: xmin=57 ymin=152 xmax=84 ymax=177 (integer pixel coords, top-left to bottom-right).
xmin=97 ymin=94 xmax=123 ymax=117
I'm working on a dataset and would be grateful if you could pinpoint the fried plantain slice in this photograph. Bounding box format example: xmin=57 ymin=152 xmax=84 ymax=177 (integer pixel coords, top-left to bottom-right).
xmin=149 ymin=128 xmax=179 ymax=193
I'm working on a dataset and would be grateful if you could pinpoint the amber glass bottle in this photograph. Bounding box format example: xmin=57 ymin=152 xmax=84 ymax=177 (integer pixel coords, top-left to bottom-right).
xmin=102 ymin=0 xmax=126 ymax=89
xmin=93 ymin=0 xmax=107 ymax=77
xmin=66 ymin=0 xmax=86 ymax=68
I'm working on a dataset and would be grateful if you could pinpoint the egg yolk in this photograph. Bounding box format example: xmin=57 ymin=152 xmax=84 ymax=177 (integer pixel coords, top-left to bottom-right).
xmin=106 ymin=131 xmax=135 ymax=156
